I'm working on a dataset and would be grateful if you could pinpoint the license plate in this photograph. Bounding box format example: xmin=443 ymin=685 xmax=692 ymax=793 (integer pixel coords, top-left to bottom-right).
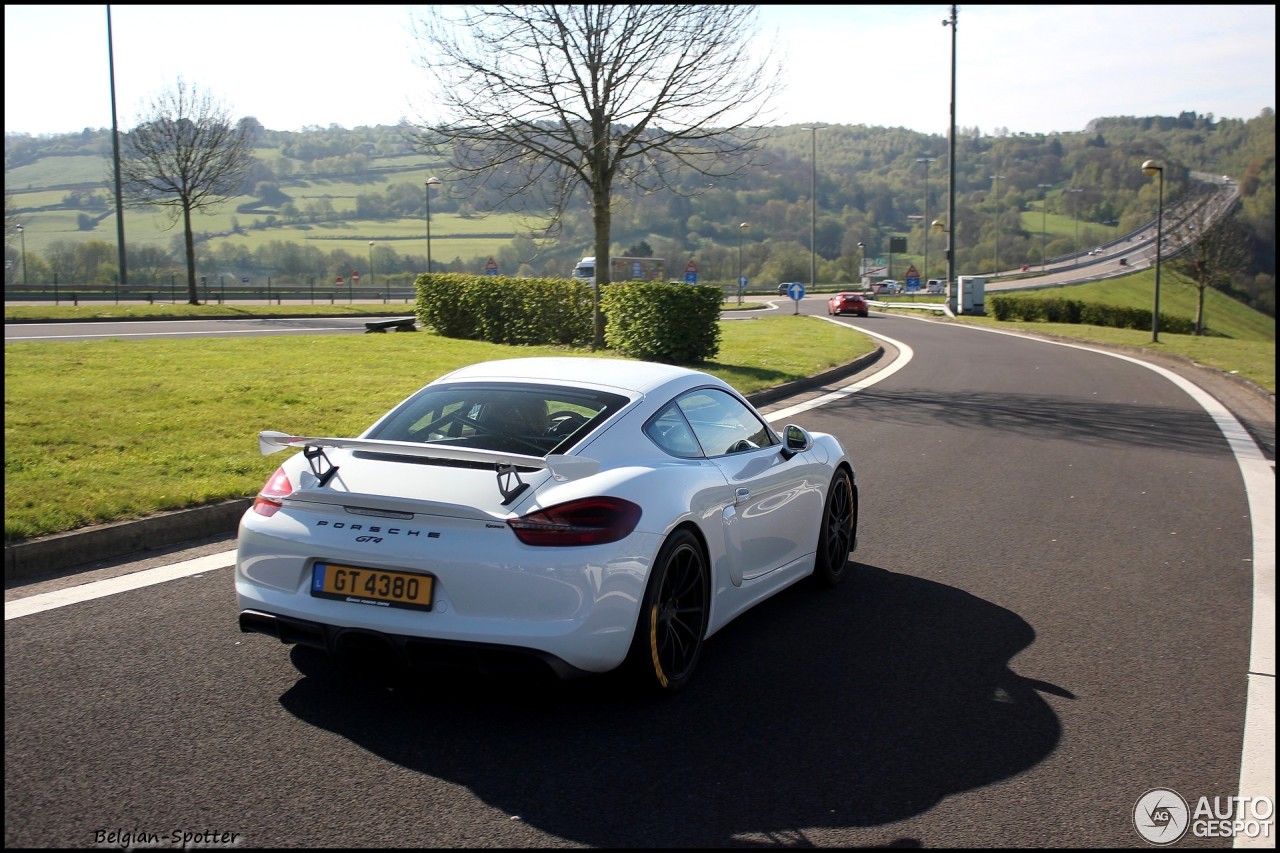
xmin=311 ymin=562 xmax=434 ymax=611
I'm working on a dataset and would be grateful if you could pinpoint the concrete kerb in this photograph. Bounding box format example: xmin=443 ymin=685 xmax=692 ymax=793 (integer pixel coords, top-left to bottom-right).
xmin=3 ymin=348 xmax=884 ymax=585
xmin=5 ymin=499 xmax=252 ymax=585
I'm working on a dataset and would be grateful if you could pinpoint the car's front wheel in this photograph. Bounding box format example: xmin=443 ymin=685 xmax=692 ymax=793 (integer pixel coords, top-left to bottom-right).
xmin=813 ymin=468 xmax=856 ymax=587
xmin=624 ymin=528 xmax=709 ymax=694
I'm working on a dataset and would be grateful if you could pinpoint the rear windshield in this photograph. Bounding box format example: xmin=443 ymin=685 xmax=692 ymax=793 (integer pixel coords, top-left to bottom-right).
xmin=367 ymin=382 xmax=628 ymax=457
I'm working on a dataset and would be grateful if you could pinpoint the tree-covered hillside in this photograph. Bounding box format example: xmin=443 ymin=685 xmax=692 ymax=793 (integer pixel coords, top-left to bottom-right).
xmin=5 ymin=110 xmax=1274 ymax=315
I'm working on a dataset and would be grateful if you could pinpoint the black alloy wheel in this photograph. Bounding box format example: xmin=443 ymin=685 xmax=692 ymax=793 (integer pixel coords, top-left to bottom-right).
xmin=626 ymin=529 xmax=709 ymax=694
xmin=813 ymin=468 xmax=855 ymax=587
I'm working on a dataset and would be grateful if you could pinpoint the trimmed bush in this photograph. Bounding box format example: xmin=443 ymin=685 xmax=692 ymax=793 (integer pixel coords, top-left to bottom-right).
xmin=602 ymin=282 xmax=723 ymax=363
xmin=988 ymin=294 xmax=1194 ymax=335
xmin=415 ymin=273 xmax=592 ymax=346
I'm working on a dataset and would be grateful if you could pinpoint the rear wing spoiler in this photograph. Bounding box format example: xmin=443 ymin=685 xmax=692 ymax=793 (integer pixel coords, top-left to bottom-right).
xmin=258 ymin=430 xmax=600 ymax=484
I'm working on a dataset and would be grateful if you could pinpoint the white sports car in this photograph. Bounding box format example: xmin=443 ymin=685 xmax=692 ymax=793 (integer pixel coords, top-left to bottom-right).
xmin=236 ymin=356 xmax=858 ymax=693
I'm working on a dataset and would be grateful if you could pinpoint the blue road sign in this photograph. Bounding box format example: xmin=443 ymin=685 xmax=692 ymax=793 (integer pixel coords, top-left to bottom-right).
xmin=738 ymin=276 xmax=749 ymax=290
xmin=685 ymin=271 xmax=698 ymax=284
xmin=787 ymin=282 xmax=806 ymax=300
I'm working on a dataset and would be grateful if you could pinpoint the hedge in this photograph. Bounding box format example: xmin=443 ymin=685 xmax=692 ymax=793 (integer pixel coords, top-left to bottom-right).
xmin=413 ymin=274 xmax=723 ymax=361
xmin=988 ymin=294 xmax=1196 ymax=335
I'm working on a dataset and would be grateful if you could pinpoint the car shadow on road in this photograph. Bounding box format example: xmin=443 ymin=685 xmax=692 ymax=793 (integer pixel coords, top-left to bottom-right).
xmin=278 ymin=565 xmax=1070 ymax=847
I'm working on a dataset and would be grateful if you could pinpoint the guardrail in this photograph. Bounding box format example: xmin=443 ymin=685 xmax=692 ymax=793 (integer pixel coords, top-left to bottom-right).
xmin=4 ymin=285 xmax=420 ymax=305
xmin=865 ymin=298 xmax=954 ymax=318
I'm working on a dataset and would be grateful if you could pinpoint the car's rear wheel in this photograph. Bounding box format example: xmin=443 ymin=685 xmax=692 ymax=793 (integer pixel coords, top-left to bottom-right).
xmin=625 ymin=528 xmax=709 ymax=694
xmin=813 ymin=468 xmax=855 ymax=587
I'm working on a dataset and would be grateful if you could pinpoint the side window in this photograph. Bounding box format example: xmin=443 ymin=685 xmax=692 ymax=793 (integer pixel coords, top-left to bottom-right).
xmin=644 ymin=402 xmax=703 ymax=458
xmin=676 ymin=388 xmax=776 ymax=457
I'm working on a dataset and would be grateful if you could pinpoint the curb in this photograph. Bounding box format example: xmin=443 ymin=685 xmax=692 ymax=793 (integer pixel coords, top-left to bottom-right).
xmin=3 ymin=349 xmax=884 ymax=585
xmin=5 ymin=499 xmax=252 ymax=585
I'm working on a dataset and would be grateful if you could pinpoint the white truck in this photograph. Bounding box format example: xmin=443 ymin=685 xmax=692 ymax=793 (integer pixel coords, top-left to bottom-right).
xmin=572 ymin=256 xmax=666 ymax=285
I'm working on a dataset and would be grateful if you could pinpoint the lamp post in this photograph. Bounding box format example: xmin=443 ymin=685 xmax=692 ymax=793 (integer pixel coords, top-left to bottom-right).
xmin=942 ymin=5 xmax=958 ymax=299
xmin=368 ymin=241 xmax=375 ymax=291
xmin=917 ymin=158 xmax=936 ymax=281
xmin=856 ymin=241 xmax=865 ymax=286
xmin=989 ymin=173 xmax=1005 ymax=275
xmin=1146 ymin=159 xmax=1167 ymax=343
xmin=16 ymin=223 xmax=27 ymax=288
xmin=1067 ymin=186 xmax=1083 ymax=264
xmin=1037 ymin=184 xmax=1052 ymax=271
xmin=737 ymin=222 xmax=749 ymax=304
xmin=425 ymin=176 xmax=441 ymax=274
xmin=932 ymin=219 xmax=951 ymax=308
xmin=807 ymin=126 xmax=818 ymax=291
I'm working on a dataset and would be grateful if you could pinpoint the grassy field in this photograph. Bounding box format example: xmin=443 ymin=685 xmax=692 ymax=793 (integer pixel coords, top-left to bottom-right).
xmin=5 ymin=271 xmax=1273 ymax=542
xmin=3 ymin=314 xmax=872 ymax=542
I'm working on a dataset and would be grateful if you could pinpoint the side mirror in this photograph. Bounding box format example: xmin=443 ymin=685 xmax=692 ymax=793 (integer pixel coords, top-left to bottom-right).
xmin=780 ymin=423 xmax=812 ymax=460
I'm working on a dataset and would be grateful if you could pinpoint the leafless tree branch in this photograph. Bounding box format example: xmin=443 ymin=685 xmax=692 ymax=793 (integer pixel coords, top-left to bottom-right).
xmin=120 ymin=78 xmax=254 ymax=304
xmin=407 ymin=4 xmax=782 ymax=346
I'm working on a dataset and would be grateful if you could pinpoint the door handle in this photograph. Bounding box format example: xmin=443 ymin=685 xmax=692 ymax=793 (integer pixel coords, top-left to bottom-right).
xmin=735 ymin=488 xmax=750 ymax=505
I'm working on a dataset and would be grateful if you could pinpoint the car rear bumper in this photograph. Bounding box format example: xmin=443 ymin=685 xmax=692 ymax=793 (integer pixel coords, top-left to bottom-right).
xmin=239 ymin=608 xmax=589 ymax=679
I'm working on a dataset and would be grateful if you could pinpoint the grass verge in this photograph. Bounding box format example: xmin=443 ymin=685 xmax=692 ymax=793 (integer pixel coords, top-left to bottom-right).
xmin=4 ymin=314 xmax=872 ymax=541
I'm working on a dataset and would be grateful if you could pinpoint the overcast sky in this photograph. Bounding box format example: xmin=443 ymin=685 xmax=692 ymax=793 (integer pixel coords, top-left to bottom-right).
xmin=4 ymin=5 xmax=1274 ymax=138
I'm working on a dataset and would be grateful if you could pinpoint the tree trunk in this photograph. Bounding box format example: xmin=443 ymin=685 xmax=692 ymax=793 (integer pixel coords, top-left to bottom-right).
xmin=592 ymin=180 xmax=612 ymax=350
xmin=182 ymin=202 xmax=200 ymax=304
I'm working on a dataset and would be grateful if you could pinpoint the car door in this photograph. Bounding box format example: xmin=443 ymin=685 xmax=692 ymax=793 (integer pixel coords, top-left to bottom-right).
xmin=675 ymin=388 xmax=824 ymax=583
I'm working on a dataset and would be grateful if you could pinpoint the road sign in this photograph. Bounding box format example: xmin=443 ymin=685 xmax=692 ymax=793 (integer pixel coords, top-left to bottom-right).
xmin=352 ymin=271 xmax=360 ymax=284
xmin=787 ymin=282 xmax=806 ymax=301
xmin=738 ymin=276 xmax=748 ymax=290
xmin=336 ymin=277 xmax=344 ymax=286
xmin=485 ymin=257 xmax=499 ymax=275
xmin=685 ymin=259 xmax=697 ymax=273
xmin=905 ymin=264 xmax=921 ymax=292
xmin=685 ymin=270 xmax=698 ymax=284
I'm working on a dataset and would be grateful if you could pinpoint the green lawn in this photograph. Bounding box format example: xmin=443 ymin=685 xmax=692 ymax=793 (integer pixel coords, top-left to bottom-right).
xmin=3 ymin=314 xmax=872 ymax=541
xmin=6 ymin=270 xmax=1273 ymax=542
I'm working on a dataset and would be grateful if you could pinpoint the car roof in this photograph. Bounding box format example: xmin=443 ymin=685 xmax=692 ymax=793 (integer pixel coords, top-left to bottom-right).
xmin=437 ymin=357 xmax=711 ymax=396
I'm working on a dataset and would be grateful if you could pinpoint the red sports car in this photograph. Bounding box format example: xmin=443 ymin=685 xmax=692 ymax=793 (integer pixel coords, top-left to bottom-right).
xmin=827 ymin=292 xmax=869 ymax=317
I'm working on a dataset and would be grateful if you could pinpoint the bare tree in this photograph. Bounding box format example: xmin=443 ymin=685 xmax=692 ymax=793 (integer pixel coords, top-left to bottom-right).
xmin=409 ymin=5 xmax=782 ymax=346
xmin=1166 ymin=212 xmax=1252 ymax=336
xmin=120 ymin=79 xmax=254 ymax=304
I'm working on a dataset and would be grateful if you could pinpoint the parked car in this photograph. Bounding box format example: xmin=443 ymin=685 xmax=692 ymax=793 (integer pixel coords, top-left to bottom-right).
xmin=925 ymin=279 xmax=944 ymax=294
xmin=878 ymin=280 xmax=900 ymax=294
xmin=236 ymin=357 xmax=858 ymax=694
xmin=827 ymin=291 xmax=869 ymax=317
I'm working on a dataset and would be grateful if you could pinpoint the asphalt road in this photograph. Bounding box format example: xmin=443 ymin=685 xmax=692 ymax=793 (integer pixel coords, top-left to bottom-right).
xmin=5 ymin=302 xmax=1273 ymax=848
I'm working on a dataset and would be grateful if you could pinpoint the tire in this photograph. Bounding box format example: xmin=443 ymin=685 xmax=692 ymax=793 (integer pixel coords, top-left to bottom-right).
xmin=813 ymin=468 xmax=855 ymax=587
xmin=624 ymin=528 xmax=710 ymax=694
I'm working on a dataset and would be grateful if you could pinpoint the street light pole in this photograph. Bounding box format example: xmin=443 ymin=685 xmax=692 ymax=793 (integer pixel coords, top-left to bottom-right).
xmin=16 ymin=223 xmax=27 ymax=288
xmin=1146 ymin=161 xmax=1167 ymax=340
xmin=1038 ymin=184 xmax=1052 ymax=271
xmin=1067 ymin=186 xmax=1084 ymax=265
xmin=942 ymin=5 xmax=958 ymax=303
xmin=917 ymin=157 xmax=936 ymax=281
xmin=807 ymin=126 xmax=818 ymax=291
xmin=425 ymin=176 xmax=441 ymax=274
xmin=989 ymin=173 xmax=1005 ymax=275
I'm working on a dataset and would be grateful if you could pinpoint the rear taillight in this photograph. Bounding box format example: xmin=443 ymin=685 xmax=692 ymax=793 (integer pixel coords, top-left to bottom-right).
xmin=507 ymin=497 xmax=642 ymax=546
xmin=252 ymin=466 xmax=294 ymax=517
